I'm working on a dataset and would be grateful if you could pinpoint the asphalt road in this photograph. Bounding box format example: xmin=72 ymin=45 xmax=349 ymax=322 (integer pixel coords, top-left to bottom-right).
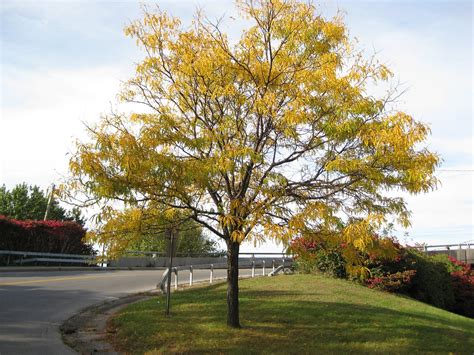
xmin=0 ymin=267 xmax=255 ymax=354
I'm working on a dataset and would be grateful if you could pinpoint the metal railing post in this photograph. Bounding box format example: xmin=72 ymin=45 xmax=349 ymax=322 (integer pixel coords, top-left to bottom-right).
xmin=189 ymin=266 xmax=193 ymax=286
xmin=251 ymin=260 xmax=255 ymax=278
xmin=262 ymin=260 xmax=265 ymax=275
xmin=272 ymin=259 xmax=275 ymax=272
xmin=174 ymin=268 xmax=178 ymax=290
xmin=210 ymin=264 xmax=214 ymax=284
xmin=282 ymin=257 xmax=285 ymax=272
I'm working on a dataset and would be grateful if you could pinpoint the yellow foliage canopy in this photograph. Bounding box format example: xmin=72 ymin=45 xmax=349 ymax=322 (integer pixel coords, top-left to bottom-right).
xmin=67 ymin=0 xmax=439 ymax=263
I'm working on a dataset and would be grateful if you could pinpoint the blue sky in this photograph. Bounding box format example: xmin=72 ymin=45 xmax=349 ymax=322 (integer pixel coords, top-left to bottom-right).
xmin=1 ymin=0 xmax=472 ymax=251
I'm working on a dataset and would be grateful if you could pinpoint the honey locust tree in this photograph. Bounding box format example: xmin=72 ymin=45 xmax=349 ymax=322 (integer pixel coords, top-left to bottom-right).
xmin=68 ymin=0 xmax=438 ymax=327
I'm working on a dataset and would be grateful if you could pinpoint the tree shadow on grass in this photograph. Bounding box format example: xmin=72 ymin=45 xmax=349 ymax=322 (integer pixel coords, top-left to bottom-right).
xmin=242 ymin=300 xmax=473 ymax=353
xmin=113 ymin=288 xmax=474 ymax=354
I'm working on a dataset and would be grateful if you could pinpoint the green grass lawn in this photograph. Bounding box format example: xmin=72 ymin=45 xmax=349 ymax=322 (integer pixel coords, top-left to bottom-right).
xmin=108 ymin=274 xmax=474 ymax=354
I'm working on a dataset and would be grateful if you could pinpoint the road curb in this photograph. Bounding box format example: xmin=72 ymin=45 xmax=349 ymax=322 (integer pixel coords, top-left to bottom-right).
xmin=60 ymin=277 xmax=231 ymax=354
xmin=61 ymin=291 xmax=159 ymax=354
xmin=59 ymin=275 xmax=259 ymax=354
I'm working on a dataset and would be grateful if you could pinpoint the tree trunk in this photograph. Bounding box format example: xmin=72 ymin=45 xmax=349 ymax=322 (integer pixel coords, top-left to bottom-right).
xmin=226 ymin=240 xmax=240 ymax=328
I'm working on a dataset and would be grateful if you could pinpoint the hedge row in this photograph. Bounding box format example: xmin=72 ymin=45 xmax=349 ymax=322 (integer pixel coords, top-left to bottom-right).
xmin=0 ymin=215 xmax=93 ymax=255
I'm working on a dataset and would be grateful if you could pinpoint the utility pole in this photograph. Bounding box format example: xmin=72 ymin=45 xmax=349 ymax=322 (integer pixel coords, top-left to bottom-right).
xmin=44 ymin=184 xmax=55 ymax=221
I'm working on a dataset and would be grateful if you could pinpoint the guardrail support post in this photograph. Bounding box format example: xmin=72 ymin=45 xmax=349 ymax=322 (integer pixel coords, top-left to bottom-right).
xmin=282 ymin=258 xmax=285 ymax=272
xmin=210 ymin=264 xmax=214 ymax=284
xmin=459 ymin=244 xmax=468 ymax=263
xmin=272 ymin=259 xmax=275 ymax=272
xmin=174 ymin=268 xmax=178 ymax=290
xmin=251 ymin=260 xmax=255 ymax=278
xmin=189 ymin=266 xmax=193 ymax=286
xmin=262 ymin=260 xmax=265 ymax=275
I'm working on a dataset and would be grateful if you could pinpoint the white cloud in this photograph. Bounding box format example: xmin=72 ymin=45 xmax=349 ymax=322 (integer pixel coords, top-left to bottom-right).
xmin=370 ymin=30 xmax=471 ymax=124
xmin=1 ymin=65 xmax=133 ymax=190
xmin=336 ymin=4 xmax=473 ymax=245
xmin=0 ymin=0 xmax=472 ymax=250
xmin=429 ymin=136 xmax=473 ymax=162
xmin=398 ymin=170 xmax=473 ymax=245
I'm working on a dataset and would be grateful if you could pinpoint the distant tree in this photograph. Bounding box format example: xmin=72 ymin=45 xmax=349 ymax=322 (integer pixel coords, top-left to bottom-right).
xmin=0 ymin=183 xmax=85 ymax=225
xmin=87 ymin=207 xmax=221 ymax=257
xmin=128 ymin=222 xmax=220 ymax=255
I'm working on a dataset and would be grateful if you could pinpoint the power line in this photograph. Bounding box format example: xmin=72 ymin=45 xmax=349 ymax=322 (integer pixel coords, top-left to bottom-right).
xmin=437 ymin=169 xmax=474 ymax=172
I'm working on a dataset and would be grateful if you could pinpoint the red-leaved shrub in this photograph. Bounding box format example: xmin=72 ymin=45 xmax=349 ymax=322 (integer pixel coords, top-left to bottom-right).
xmin=366 ymin=270 xmax=416 ymax=292
xmin=447 ymin=257 xmax=474 ymax=317
xmin=0 ymin=215 xmax=93 ymax=255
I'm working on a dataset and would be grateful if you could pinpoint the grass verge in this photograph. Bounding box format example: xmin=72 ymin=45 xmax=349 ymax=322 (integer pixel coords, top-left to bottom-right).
xmin=108 ymin=274 xmax=474 ymax=354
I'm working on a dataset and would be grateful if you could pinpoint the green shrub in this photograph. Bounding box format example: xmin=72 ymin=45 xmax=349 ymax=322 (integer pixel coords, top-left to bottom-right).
xmin=313 ymin=249 xmax=346 ymax=278
xmin=289 ymin=237 xmax=346 ymax=277
xmin=292 ymin=256 xmax=317 ymax=274
xmin=404 ymin=250 xmax=455 ymax=310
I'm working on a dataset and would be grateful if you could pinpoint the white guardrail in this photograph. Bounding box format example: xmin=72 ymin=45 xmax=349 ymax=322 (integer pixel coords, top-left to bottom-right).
xmin=158 ymin=258 xmax=291 ymax=292
xmin=415 ymin=243 xmax=472 ymax=251
xmin=0 ymin=250 xmax=96 ymax=265
xmin=417 ymin=243 xmax=473 ymax=264
xmin=0 ymin=250 xmax=293 ymax=269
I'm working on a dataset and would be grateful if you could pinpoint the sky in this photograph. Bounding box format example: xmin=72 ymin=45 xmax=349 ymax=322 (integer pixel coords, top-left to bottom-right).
xmin=0 ymin=0 xmax=472 ymax=252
